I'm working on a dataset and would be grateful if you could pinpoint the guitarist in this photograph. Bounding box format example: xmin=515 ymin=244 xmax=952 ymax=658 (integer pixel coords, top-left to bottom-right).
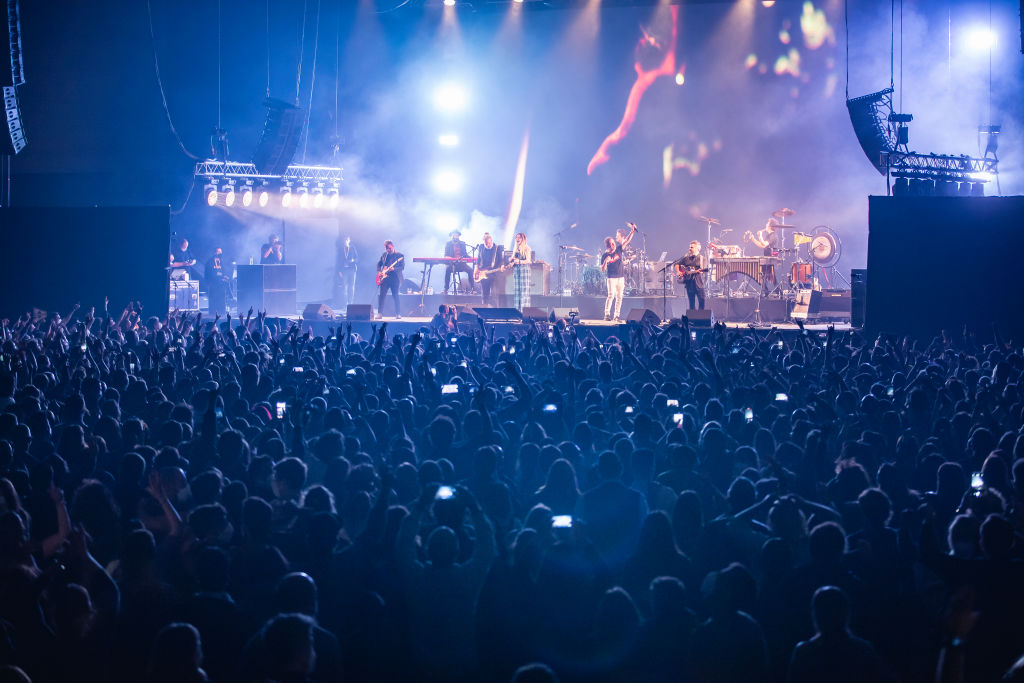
xmin=474 ymin=232 xmax=503 ymax=305
xmin=676 ymin=240 xmax=706 ymax=310
xmin=376 ymin=240 xmax=405 ymax=319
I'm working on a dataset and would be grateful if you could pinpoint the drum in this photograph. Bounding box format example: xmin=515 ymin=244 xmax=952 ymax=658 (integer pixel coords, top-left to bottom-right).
xmin=790 ymin=262 xmax=812 ymax=286
xmin=583 ymin=266 xmax=606 ymax=295
xmin=622 ymin=249 xmax=639 ymax=265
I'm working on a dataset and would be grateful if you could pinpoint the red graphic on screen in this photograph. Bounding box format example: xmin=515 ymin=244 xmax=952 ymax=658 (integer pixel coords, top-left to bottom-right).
xmin=587 ymin=6 xmax=679 ymax=176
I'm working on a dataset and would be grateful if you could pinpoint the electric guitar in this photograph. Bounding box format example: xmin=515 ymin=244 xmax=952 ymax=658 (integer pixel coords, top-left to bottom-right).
xmin=473 ymin=265 xmax=507 ymax=282
xmin=376 ymin=256 xmax=404 ymax=286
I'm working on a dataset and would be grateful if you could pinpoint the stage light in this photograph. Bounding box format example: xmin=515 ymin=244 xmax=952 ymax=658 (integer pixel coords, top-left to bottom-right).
xmin=513 ymin=0 xmax=523 ymax=3
xmin=438 ymin=133 xmax=460 ymax=147
xmin=761 ymin=1 xmax=776 ymax=6
xmin=674 ymin=73 xmax=685 ymax=86
xmin=432 ymin=168 xmax=464 ymax=194
xmin=297 ymin=186 xmax=310 ymax=209
xmin=241 ymin=185 xmax=253 ymax=207
xmin=966 ymin=27 xmax=997 ymax=51
xmin=327 ymin=188 xmax=340 ymax=210
xmin=224 ymin=185 xmax=236 ymax=207
xmin=433 ymin=82 xmax=469 ymax=114
xmin=205 ymin=183 xmax=218 ymax=206
xmin=443 ymin=0 xmax=455 ymax=5
xmin=968 ymin=171 xmax=993 ymax=183
xmin=312 ymin=187 xmax=324 ymax=208
xmin=259 ymin=189 xmax=270 ymax=207
xmin=281 ymin=186 xmax=293 ymax=208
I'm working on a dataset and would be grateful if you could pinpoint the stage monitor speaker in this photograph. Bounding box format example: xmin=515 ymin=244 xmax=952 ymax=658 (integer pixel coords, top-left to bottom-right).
xmin=686 ymin=309 xmax=714 ymax=327
xmin=521 ymin=307 xmax=547 ymax=321
xmin=817 ymin=289 xmax=851 ymax=319
xmin=850 ymin=269 xmax=866 ymax=328
xmin=551 ymin=307 xmax=578 ymax=320
xmin=791 ymin=289 xmax=821 ymax=320
xmin=346 ymin=304 xmax=372 ymax=321
xmin=303 ymin=303 xmax=335 ymax=320
xmin=252 ymin=98 xmax=303 ymax=175
xmin=454 ymin=305 xmax=478 ymax=326
xmin=626 ymin=309 xmax=661 ymax=325
xmin=473 ymin=307 xmax=523 ymax=323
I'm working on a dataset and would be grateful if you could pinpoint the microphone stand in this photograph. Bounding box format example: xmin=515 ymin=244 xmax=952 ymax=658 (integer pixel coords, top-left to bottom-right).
xmin=660 ymin=258 xmax=682 ymax=322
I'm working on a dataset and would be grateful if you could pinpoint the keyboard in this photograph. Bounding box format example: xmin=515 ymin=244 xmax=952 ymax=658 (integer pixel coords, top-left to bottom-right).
xmin=412 ymin=257 xmax=476 ymax=264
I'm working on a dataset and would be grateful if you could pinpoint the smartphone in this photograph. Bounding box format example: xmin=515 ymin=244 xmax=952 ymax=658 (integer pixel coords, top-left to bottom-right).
xmin=731 ymin=346 xmax=740 ymax=355
xmin=80 ymin=342 xmax=87 ymax=352
xmin=744 ymin=407 xmax=754 ymax=423
xmin=215 ymin=406 xmax=224 ymax=419
xmin=293 ymin=366 xmax=304 ymax=374
xmin=459 ymin=360 xmax=468 ymax=368
xmin=548 ymin=331 xmax=554 ymax=339
xmin=129 ymin=362 xmax=135 ymax=372
xmin=435 ymin=485 xmax=455 ymax=500
xmin=776 ymin=340 xmax=784 ymax=349
xmin=430 ymin=367 xmax=437 ymax=376
xmin=666 ymin=399 xmax=679 ymax=408
xmin=278 ymin=357 xmax=286 ymax=365
xmin=971 ymin=472 xmax=984 ymax=490
xmin=449 ymin=336 xmax=458 ymax=344
xmin=542 ymin=403 xmax=558 ymax=413
xmin=887 ymin=386 xmax=894 ymax=397
xmin=624 ymin=406 xmax=635 ymax=414
xmin=775 ymin=393 xmax=789 ymax=402
xmin=346 ymin=368 xmax=357 ymax=376
xmin=672 ymin=412 xmax=684 ymax=426
xmin=551 ymin=515 xmax=573 ymax=529
xmin=276 ymin=402 xmax=287 ymax=420
xmin=690 ymin=331 xmax=697 ymax=341
xmin=441 ymin=384 xmax=459 ymax=395
xmin=218 ymin=352 xmax=225 ymax=358
xmin=510 ymin=347 xmax=516 ymax=355
xmin=504 ymin=385 xmax=515 ymax=394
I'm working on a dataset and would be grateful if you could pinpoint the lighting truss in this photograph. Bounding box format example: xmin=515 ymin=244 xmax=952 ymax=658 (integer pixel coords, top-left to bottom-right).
xmin=883 ymin=151 xmax=998 ymax=183
xmin=194 ymin=160 xmax=343 ymax=206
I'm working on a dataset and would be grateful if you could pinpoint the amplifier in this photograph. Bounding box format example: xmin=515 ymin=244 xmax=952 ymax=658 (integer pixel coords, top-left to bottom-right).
xmin=817 ymin=289 xmax=851 ymax=319
xmin=169 ymin=280 xmax=198 ymax=312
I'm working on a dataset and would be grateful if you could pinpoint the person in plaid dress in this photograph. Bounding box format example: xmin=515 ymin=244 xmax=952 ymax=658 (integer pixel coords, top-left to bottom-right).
xmin=510 ymin=232 xmax=532 ymax=310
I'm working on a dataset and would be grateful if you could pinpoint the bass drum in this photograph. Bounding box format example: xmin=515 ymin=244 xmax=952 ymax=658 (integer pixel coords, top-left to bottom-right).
xmin=583 ymin=266 xmax=607 ymax=295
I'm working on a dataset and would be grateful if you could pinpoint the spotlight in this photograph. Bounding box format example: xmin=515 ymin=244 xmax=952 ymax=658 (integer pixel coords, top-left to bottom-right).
xmin=966 ymin=28 xmax=997 ymax=51
xmin=327 ymin=187 xmax=340 ymax=210
xmin=433 ymin=82 xmax=469 ymax=114
xmin=224 ymin=185 xmax=236 ymax=207
xmin=674 ymin=73 xmax=685 ymax=86
xmin=438 ymin=133 xmax=460 ymax=147
xmin=281 ymin=186 xmax=293 ymax=208
xmin=297 ymin=186 xmax=310 ymax=209
xmin=432 ymin=168 xmax=464 ymax=194
xmin=443 ymin=0 xmax=455 ymax=6
xmin=241 ymin=185 xmax=253 ymax=207
xmin=761 ymin=1 xmax=776 ymax=6
xmin=258 ymin=189 xmax=270 ymax=207
xmin=312 ymin=187 xmax=324 ymax=209
xmin=205 ymin=184 xmax=218 ymax=206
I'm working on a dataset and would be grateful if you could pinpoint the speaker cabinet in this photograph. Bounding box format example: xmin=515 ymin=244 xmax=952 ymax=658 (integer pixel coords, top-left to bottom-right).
xmin=237 ymin=264 xmax=297 ymax=316
xmin=252 ymin=98 xmax=303 ymax=175
xmin=851 ymin=269 xmax=866 ymax=328
xmin=302 ymin=303 xmax=335 ymax=320
xmin=626 ymin=309 xmax=661 ymax=325
xmin=2 ymin=86 xmax=26 ymax=155
xmin=346 ymin=304 xmax=372 ymax=321
xmin=473 ymin=307 xmax=523 ymax=323
xmin=686 ymin=309 xmax=714 ymax=327
xmin=521 ymin=307 xmax=548 ymax=321
xmin=790 ymin=290 xmax=822 ymax=320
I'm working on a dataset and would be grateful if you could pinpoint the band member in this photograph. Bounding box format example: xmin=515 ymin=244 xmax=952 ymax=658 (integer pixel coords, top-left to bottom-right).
xmin=474 ymin=232 xmax=502 ymax=306
xmin=600 ymin=237 xmax=625 ymax=321
xmin=508 ymin=232 xmax=532 ymax=311
xmin=376 ymin=240 xmax=404 ymax=319
xmin=337 ymin=236 xmax=358 ymax=311
xmin=677 ymin=240 xmax=706 ymax=310
xmin=205 ymin=247 xmax=230 ymax=314
xmin=443 ymin=230 xmax=474 ymax=295
xmin=261 ymin=234 xmax=284 ymax=264
xmin=169 ymin=237 xmax=198 ymax=281
xmin=748 ymin=220 xmax=779 ymax=294
xmin=617 ymin=222 xmax=638 ymax=250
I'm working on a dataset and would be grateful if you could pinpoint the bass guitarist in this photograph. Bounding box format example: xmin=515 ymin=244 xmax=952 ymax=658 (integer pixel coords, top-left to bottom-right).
xmin=375 ymin=240 xmax=405 ymax=319
xmin=473 ymin=232 xmax=504 ymax=306
xmin=676 ymin=240 xmax=706 ymax=311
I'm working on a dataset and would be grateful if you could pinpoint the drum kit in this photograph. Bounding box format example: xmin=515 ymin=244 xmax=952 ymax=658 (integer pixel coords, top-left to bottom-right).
xmin=558 ymin=243 xmax=661 ymax=296
xmin=702 ymin=208 xmax=845 ymax=295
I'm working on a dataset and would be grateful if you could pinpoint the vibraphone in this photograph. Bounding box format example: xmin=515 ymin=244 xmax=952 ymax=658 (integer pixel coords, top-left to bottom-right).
xmin=711 ymin=257 xmax=781 ymax=285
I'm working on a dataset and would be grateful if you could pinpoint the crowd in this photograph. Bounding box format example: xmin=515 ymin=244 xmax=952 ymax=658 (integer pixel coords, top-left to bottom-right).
xmin=1 ymin=301 xmax=1024 ymax=683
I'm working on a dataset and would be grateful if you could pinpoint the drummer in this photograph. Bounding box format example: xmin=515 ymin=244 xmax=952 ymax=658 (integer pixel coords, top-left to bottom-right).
xmin=749 ymin=220 xmax=780 ymax=294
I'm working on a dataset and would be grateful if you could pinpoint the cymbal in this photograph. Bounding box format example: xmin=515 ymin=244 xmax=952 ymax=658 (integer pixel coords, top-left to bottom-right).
xmin=772 ymin=207 xmax=796 ymax=218
xmin=697 ymin=216 xmax=721 ymax=225
xmin=562 ymin=245 xmax=583 ymax=252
